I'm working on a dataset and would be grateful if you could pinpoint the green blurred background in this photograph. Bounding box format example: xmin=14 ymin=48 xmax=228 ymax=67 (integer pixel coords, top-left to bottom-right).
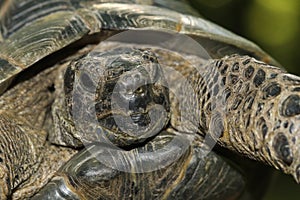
xmin=187 ymin=0 xmax=300 ymax=199
xmin=188 ymin=0 xmax=300 ymax=73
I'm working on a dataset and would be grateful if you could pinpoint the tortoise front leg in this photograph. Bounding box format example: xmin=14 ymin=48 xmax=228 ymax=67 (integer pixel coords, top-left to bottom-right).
xmin=188 ymin=55 xmax=300 ymax=182
xmin=0 ymin=66 xmax=76 ymax=199
xmin=0 ymin=113 xmax=46 ymax=199
xmin=32 ymin=131 xmax=245 ymax=200
xmin=0 ymin=114 xmax=75 ymax=200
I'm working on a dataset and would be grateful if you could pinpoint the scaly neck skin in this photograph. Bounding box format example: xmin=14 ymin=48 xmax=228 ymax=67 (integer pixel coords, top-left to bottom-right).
xmin=0 ymin=66 xmax=58 ymax=198
xmin=0 ymin=65 xmax=77 ymax=199
xmin=0 ymin=66 xmax=58 ymax=129
xmin=167 ymin=55 xmax=216 ymax=136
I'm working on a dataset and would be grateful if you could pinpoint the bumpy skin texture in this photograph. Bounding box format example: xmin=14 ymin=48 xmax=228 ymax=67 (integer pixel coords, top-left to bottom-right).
xmin=31 ymin=42 xmax=300 ymax=199
xmin=0 ymin=67 xmax=76 ymax=199
xmin=142 ymin=46 xmax=300 ymax=183
xmin=33 ymin=45 xmax=246 ymax=200
xmin=1 ymin=0 xmax=300 ymax=199
xmin=51 ymin=48 xmax=170 ymax=147
xmin=197 ymin=56 xmax=300 ymax=182
xmin=168 ymin=51 xmax=300 ymax=183
xmin=32 ymin=133 xmax=245 ymax=200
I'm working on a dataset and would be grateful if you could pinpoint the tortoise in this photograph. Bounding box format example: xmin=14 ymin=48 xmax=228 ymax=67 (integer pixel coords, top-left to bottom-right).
xmin=0 ymin=0 xmax=300 ymax=199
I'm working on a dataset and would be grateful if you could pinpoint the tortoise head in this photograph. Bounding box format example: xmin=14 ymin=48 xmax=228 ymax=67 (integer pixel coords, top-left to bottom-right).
xmin=63 ymin=46 xmax=170 ymax=147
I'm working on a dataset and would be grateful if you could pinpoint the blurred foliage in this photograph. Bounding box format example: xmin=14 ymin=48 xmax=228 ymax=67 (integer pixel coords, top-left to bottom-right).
xmin=187 ymin=0 xmax=300 ymax=199
xmin=188 ymin=0 xmax=300 ymax=75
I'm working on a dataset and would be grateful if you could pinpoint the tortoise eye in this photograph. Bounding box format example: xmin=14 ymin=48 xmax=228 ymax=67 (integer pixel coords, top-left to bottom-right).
xmin=142 ymin=51 xmax=156 ymax=63
xmin=135 ymin=86 xmax=145 ymax=94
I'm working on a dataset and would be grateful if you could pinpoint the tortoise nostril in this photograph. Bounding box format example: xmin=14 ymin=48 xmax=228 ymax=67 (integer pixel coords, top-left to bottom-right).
xmin=130 ymin=112 xmax=151 ymax=127
xmin=47 ymin=84 xmax=55 ymax=93
xmin=134 ymin=74 xmax=140 ymax=82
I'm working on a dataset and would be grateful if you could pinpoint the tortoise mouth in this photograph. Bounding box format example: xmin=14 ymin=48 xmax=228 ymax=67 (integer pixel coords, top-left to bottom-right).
xmin=130 ymin=112 xmax=151 ymax=127
xmin=96 ymin=102 xmax=170 ymax=145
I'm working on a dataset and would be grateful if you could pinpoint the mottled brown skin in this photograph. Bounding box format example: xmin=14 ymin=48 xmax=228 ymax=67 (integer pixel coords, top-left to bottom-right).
xmin=209 ymin=56 xmax=300 ymax=182
xmin=183 ymin=55 xmax=300 ymax=182
xmin=0 ymin=45 xmax=247 ymax=200
xmin=33 ymin=132 xmax=245 ymax=200
xmin=161 ymin=48 xmax=300 ymax=182
xmin=1 ymin=42 xmax=299 ymax=200
xmin=30 ymin=42 xmax=299 ymax=199
xmin=152 ymin=47 xmax=300 ymax=182
xmin=1 ymin=0 xmax=300 ymax=199
xmin=50 ymin=47 xmax=170 ymax=148
xmin=33 ymin=44 xmax=245 ymax=200
xmin=145 ymin=44 xmax=300 ymax=182
xmin=0 ymin=66 xmax=77 ymax=199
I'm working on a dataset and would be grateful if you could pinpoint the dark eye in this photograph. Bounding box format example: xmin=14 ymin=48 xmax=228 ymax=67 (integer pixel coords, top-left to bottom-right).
xmin=135 ymin=86 xmax=145 ymax=94
xmin=143 ymin=54 xmax=149 ymax=60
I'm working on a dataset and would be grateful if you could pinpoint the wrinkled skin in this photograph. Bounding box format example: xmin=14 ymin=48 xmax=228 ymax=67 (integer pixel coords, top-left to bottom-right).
xmin=1 ymin=0 xmax=300 ymax=200
xmin=0 ymin=45 xmax=247 ymax=200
